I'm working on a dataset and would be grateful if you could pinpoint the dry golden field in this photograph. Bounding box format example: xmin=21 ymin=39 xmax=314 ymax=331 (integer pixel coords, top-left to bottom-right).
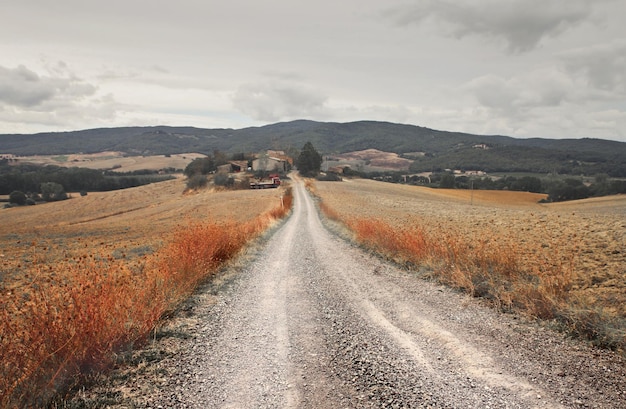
xmin=5 ymin=152 xmax=206 ymax=172
xmin=327 ymin=149 xmax=413 ymax=171
xmin=0 ymin=177 xmax=290 ymax=406
xmin=0 ymin=178 xmax=284 ymax=287
xmin=313 ymin=178 xmax=626 ymax=320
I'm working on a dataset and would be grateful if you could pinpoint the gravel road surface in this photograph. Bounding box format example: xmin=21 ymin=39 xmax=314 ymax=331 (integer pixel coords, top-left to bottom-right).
xmin=97 ymin=179 xmax=625 ymax=408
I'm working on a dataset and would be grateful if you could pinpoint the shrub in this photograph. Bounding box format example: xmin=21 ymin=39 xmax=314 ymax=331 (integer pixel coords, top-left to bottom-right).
xmin=9 ymin=190 xmax=27 ymax=205
xmin=545 ymin=178 xmax=591 ymax=202
xmin=213 ymin=173 xmax=234 ymax=187
xmin=317 ymin=172 xmax=342 ymax=182
xmin=40 ymin=182 xmax=68 ymax=202
xmin=183 ymin=157 xmax=216 ymax=177
xmin=558 ymin=307 xmax=626 ymax=351
xmin=186 ymin=174 xmax=208 ymax=190
xmin=267 ymin=188 xmax=293 ymax=219
xmin=439 ymin=173 xmax=456 ymax=188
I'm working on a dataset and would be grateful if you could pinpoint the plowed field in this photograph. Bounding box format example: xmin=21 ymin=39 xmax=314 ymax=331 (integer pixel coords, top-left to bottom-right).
xmin=313 ymin=178 xmax=626 ymax=317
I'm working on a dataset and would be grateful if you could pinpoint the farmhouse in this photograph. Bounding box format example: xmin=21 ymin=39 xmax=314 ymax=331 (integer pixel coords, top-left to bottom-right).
xmin=217 ymin=161 xmax=250 ymax=173
xmin=327 ymin=166 xmax=345 ymax=174
xmin=473 ymin=144 xmax=490 ymax=150
xmin=452 ymin=169 xmax=486 ymax=176
xmin=252 ymin=156 xmax=288 ymax=172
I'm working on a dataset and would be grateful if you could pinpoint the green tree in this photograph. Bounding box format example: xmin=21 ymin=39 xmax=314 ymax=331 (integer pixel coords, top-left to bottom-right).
xmin=213 ymin=173 xmax=234 ymax=187
xmin=40 ymin=182 xmax=68 ymax=202
xmin=545 ymin=178 xmax=591 ymax=202
xmin=213 ymin=150 xmax=229 ymax=167
xmin=184 ymin=157 xmax=216 ymax=177
xmin=510 ymin=176 xmax=543 ymax=193
xmin=186 ymin=174 xmax=208 ymax=190
xmin=231 ymin=152 xmax=246 ymax=161
xmin=9 ymin=190 xmax=27 ymax=205
xmin=591 ymin=174 xmax=610 ymax=196
xmin=439 ymin=173 xmax=456 ymax=188
xmin=296 ymin=142 xmax=323 ymax=177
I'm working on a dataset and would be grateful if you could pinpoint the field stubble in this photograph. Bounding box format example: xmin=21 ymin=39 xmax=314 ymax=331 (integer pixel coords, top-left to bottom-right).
xmin=0 ymin=178 xmax=292 ymax=407
xmin=312 ymin=178 xmax=625 ymax=351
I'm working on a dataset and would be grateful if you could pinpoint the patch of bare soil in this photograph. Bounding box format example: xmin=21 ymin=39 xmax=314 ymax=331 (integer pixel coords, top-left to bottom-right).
xmin=314 ymin=179 xmax=626 ymax=317
xmin=327 ymin=149 xmax=412 ymax=171
xmin=8 ymin=152 xmax=206 ymax=172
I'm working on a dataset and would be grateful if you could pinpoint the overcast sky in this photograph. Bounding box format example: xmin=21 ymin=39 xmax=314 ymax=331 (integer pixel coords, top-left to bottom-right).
xmin=1 ymin=0 xmax=625 ymax=141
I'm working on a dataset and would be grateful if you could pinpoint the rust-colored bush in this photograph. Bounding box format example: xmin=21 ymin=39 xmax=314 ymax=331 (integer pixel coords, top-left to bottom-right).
xmin=0 ymin=256 xmax=160 ymax=407
xmin=347 ymin=219 xmax=430 ymax=265
xmin=267 ymin=187 xmax=293 ymax=220
xmin=327 ymin=208 xmax=576 ymax=325
xmin=319 ymin=201 xmax=340 ymax=221
xmin=311 ymin=178 xmax=622 ymax=353
xmin=0 ymin=189 xmax=293 ymax=407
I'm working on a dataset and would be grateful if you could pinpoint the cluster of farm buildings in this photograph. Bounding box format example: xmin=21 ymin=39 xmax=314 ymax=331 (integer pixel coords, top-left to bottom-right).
xmin=216 ymin=150 xmax=292 ymax=174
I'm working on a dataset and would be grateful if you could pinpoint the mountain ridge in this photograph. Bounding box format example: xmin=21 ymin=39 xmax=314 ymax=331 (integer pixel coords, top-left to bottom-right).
xmin=1 ymin=120 xmax=625 ymax=176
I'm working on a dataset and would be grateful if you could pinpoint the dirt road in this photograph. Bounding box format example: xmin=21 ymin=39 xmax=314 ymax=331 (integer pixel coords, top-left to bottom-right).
xmin=119 ymin=180 xmax=625 ymax=408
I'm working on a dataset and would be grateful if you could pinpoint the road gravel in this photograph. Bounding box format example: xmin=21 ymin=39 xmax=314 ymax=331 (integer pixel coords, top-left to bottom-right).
xmin=85 ymin=179 xmax=625 ymax=408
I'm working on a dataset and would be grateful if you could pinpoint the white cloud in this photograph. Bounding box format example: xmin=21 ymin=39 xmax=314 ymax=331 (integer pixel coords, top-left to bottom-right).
xmin=233 ymin=80 xmax=328 ymax=122
xmin=385 ymin=0 xmax=595 ymax=52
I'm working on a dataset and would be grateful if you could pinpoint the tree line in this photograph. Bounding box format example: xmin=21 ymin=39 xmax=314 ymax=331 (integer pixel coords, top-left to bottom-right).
xmin=1 ymin=160 xmax=173 ymax=204
xmin=408 ymin=145 xmax=626 ymax=177
xmin=363 ymin=170 xmax=626 ymax=202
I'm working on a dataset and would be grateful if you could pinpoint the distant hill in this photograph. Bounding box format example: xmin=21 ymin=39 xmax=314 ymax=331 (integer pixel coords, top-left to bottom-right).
xmin=1 ymin=120 xmax=625 ymax=176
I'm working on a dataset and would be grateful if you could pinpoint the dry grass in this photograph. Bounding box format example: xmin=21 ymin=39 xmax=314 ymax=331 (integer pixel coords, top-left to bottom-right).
xmin=9 ymin=152 xmax=206 ymax=173
xmin=0 ymin=179 xmax=293 ymax=407
xmin=312 ymin=178 xmax=625 ymax=353
xmin=328 ymin=149 xmax=412 ymax=171
xmin=342 ymin=216 xmax=573 ymax=317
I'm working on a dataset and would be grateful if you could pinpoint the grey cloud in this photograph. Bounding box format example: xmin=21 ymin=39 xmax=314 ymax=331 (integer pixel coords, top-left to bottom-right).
xmin=560 ymin=40 xmax=626 ymax=95
xmin=0 ymin=92 xmax=119 ymax=129
xmin=0 ymin=64 xmax=96 ymax=107
xmin=386 ymin=0 xmax=594 ymax=52
xmin=0 ymin=65 xmax=56 ymax=107
xmin=0 ymin=63 xmax=120 ymax=130
xmin=96 ymin=69 xmax=139 ymax=82
xmin=332 ymin=104 xmax=414 ymax=125
xmin=233 ymin=80 xmax=328 ymax=122
xmin=465 ymin=67 xmax=573 ymax=112
xmin=466 ymin=39 xmax=626 ymax=118
xmin=466 ymin=75 xmax=521 ymax=111
xmin=151 ymin=65 xmax=170 ymax=74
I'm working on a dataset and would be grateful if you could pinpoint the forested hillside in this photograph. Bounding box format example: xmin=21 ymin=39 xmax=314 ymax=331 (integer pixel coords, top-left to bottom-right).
xmin=2 ymin=120 xmax=625 ymax=176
